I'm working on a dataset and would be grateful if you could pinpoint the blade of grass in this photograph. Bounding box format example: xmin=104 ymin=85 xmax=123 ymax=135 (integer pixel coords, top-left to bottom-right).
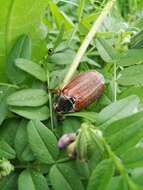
xmin=60 ymin=0 xmax=116 ymax=88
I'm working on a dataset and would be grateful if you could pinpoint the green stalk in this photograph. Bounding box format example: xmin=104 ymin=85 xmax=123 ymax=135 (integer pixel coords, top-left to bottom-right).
xmin=60 ymin=0 xmax=116 ymax=88
xmin=113 ymin=62 xmax=117 ymax=102
xmin=102 ymin=138 xmax=140 ymax=190
xmin=0 ymin=82 xmax=20 ymax=89
xmin=56 ymin=157 xmax=71 ymax=164
xmin=47 ymin=72 xmax=54 ymax=131
xmin=77 ymin=0 xmax=86 ymax=22
xmin=67 ymin=24 xmax=78 ymax=48
xmin=96 ymin=31 xmax=133 ymax=38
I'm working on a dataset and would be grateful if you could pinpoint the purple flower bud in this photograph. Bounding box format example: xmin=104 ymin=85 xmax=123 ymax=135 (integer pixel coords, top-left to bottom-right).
xmin=58 ymin=133 xmax=76 ymax=149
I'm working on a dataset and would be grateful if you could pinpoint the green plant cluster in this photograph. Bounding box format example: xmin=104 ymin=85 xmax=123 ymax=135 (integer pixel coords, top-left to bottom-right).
xmin=0 ymin=0 xmax=143 ymax=190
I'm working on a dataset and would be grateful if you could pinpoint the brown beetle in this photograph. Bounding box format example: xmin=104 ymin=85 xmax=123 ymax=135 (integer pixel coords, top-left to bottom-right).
xmin=54 ymin=71 xmax=105 ymax=113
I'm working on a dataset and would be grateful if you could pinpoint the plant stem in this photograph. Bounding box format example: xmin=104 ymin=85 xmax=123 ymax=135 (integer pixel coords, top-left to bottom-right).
xmin=78 ymin=0 xmax=85 ymax=22
xmin=47 ymin=72 xmax=54 ymax=131
xmin=96 ymin=31 xmax=133 ymax=38
xmin=0 ymin=82 xmax=20 ymax=89
xmin=102 ymin=138 xmax=140 ymax=190
xmin=67 ymin=24 xmax=78 ymax=48
xmin=113 ymin=62 xmax=117 ymax=102
xmin=60 ymin=0 xmax=116 ymax=88
xmin=56 ymin=157 xmax=71 ymax=164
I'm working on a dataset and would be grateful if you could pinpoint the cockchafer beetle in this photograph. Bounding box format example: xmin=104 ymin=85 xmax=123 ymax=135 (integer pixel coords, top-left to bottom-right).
xmin=54 ymin=71 xmax=105 ymax=113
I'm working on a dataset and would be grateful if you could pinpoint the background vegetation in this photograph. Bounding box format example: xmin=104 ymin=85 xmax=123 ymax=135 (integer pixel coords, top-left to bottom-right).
xmin=0 ymin=0 xmax=143 ymax=189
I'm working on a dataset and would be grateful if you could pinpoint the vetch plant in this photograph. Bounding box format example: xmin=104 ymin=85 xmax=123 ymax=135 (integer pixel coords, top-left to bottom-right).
xmin=58 ymin=123 xmax=105 ymax=160
xmin=0 ymin=0 xmax=143 ymax=190
xmin=59 ymin=123 xmax=105 ymax=161
xmin=76 ymin=123 xmax=105 ymax=162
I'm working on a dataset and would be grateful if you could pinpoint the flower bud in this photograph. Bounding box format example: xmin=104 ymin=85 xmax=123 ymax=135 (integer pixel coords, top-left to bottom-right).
xmin=67 ymin=141 xmax=76 ymax=159
xmin=0 ymin=158 xmax=14 ymax=178
xmin=58 ymin=133 xmax=76 ymax=149
xmin=76 ymin=123 xmax=104 ymax=162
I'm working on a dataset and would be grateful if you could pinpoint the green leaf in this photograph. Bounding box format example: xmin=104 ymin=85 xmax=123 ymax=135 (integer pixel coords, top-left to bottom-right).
xmin=0 ymin=0 xmax=48 ymax=81
xmin=61 ymin=117 xmax=81 ymax=134
xmin=15 ymin=120 xmax=34 ymax=161
xmin=75 ymin=159 xmax=90 ymax=179
xmin=49 ymin=1 xmax=74 ymax=30
xmin=81 ymin=13 xmax=97 ymax=30
xmin=9 ymin=105 xmax=49 ymax=121
xmin=130 ymin=29 xmax=143 ymax=49
xmin=131 ymin=167 xmax=143 ymax=187
xmin=27 ymin=120 xmax=59 ymax=164
xmin=49 ymin=49 xmax=76 ymax=65
xmin=97 ymin=95 xmax=139 ymax=129
xmin=117 ymin=49 xmax=143 ymax=66
xmin=87 ymin=159 xmax=114 ymax=190
xmin=119 ymin=86 xmax=143 ymax=102
xmin=6 ymin=35 xmax=31 ymax=84
xmin=49 ymin=69 xmax=67 ymax=89
xmin=49 ymin=164 xmax=85 ymax=190
xmin=0 ymin=140 xmax=16 ymax=159
xmin=96 ymin=38 xmax=117 ymax=63
xmin=7 ymin=89 xmax=48 ymax=107
xmin=18 ymin=169 xmax=49 ymax=190
xmin=0 ymin=118 xmax=19 ymax=147
xmin=66 ymin=112 xmax=98 ymax=122
xmin=106 ymin=113 xmax=143 ymax=154
xmin=118 ymin=65 xmax=143 ymax=86
xmin=107 ymin=176 xmax=128 ymax=190
xmin=0 ymin=86 xmax=15 ymax=125
xmin=77 ymin=0 xmax=85 ymax=21
xmin=88 ymin=151 xmax=104 ymax=173
xmin=76 ymin=125 xmax=91 ymax=161
xmin=53 ymin=23 xmax=65 ymax=49
xmin=121 ymin=147 xmax=143 ymax=169
xmin=0 ymin=173 xmax=18 ymax=190
xmin=103 ymin=111 xmax=143 ymax=137
xmin=15 ymin=58 xmax=47 ymax=82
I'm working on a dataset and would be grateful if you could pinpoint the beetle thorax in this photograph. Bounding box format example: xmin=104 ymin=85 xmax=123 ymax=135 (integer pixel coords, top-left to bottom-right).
xmin=54 ymin=95 xmax=75 ymax=113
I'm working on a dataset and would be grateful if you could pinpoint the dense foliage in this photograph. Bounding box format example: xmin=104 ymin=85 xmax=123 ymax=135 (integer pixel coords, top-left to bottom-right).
xmin=0 ymin=0 xmax=143 ymax=189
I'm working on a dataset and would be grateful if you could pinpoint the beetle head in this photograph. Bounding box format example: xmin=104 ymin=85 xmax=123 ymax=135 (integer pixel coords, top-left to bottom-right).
xmin=54 ymin=96 xmax=75 ymax=113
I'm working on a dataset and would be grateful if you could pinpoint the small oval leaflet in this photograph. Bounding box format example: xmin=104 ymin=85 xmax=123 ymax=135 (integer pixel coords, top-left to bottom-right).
xmin=9 ymin=106 xmax=49 ymax=121
xmin=6 ymin=35 xmax=31 ymax=84
xmin=7 ymin=89 xmax=48 ymax=107
xmin=0 ymin=140 xmax=16 ymax=159
xmin=18 ymin=169 xmax=49 ymax=190
xmin=49 ymin=164 xmax=85 ymax=190
xmin=27 ymin=120 xmax=59 ymax=164
xmin=15 ymin=58 xmax=47 ymax=82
